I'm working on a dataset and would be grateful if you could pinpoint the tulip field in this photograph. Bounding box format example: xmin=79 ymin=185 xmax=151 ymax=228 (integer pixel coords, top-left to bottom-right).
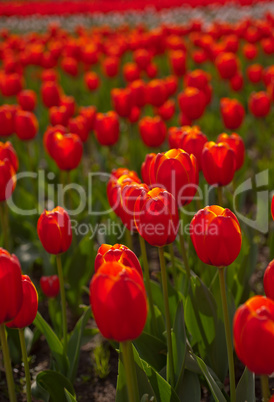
xmin=1 ymin=0 xmax=274 ymax=401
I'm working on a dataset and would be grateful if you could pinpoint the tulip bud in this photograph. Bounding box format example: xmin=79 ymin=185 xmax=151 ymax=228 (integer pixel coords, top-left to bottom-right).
xmin=249 ymin=91 xmax=271 ymax=118
xmin=17 ymin=90 xmax=36 ymax=112
xmin=89 ymin=261 xmax=147 ymax=342
xmin=37 ymin=207 xmax=72 ymax=255
xmin=51 ymin=132 xmax=83 ymax=171
xmin=40 ymin=275 xmax=60 ymax=298
xmin=217 ymin=133 xmax=245 ymax=170
xmin=190 ymin=205 xmax=242 ymax=267
xmin=139 ymin=116 xmax=166 ymax=148
xmin=15 ymin=110 xmax=38 ymax=141
xmin=6 ymin=275 xmax=38 ymax=329
xmin=220 ymin=98 xmax=245 ymax=130
xmin=95 ymin=111 xmax=119 ymax=146
xmin=0 ymin=141 xmax=18 ymax=172
xmin=178 ymin=87 xmax=206 ymax=121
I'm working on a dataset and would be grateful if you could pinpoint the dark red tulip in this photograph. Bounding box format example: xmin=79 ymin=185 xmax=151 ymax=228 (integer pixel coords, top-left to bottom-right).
xmin=40 ymin=275 xmax=60 ymax=298
xmin=129 ymin=79 xmax=146 ymax=108
xmin=85 ymin=71 xmax=100 ymax=91
xmin=146 ymin=79 xmax=167 ymax=107
xmin=41 ymin=81 xmax=61 ymax=108
xmin=61 ymin=57 xmax=78 ymax=77
xmin=50 ymin=106 xmax=70 ymax=127
xmin=169 ymin=50 xmax=186 ymax=76
xmin=230 ymin=72 xmax=244 ymax=92
xmin=123 ymin=62 xmax=140 ymax=83
xmin=102 ymin=56 xmax=119 ymax=78
xmin=17 ymin=89 xmax=36 ymax=111
xmin=111 ymin=88 xmax=133 ymax=118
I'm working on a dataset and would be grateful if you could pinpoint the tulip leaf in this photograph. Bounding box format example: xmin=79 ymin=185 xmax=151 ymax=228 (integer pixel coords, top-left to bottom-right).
xmin=33 ymin=312 xmax=68 ymax=374
xmin=65 ymin=389 xmax=78 ymax=402
xmin=173 ymin=300 xmax=186 ymax=387
xmin=141 ymin=358 xmax=180 ymax=402
xmin=175 ymin=369 xmax=201 ymax=401
xmin=195 ymin=355 xmax=226 ymax=402
xmin=133 ymin=332 xmax=166 ymax=372
xmin=236 ymin=367 xmax=255 ymax=402
xmin=116 ymin=344 xmax=156 ymax=402
xmin=67 ymin=306 xmax=91 ymax=382
xmin=36 ymin=370 xmax=75 ymax=402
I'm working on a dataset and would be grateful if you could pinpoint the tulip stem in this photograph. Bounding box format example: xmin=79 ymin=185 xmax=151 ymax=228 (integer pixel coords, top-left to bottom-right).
xmin=56 ymin=254 xmax=67 ymax=354
xmin=0 ymin=202 xmax=8 ymax=249
xmin=169 ymin=244 xmax=177 ymax=286
xmin=139 ymin=235 xmax=157 ymax=336
xmin=178 ymin=231 xmax=191 ymax=280
xmin=19 ymin=328 xmax=32 ymax=402
xmin=0 ymin=324 xmax=16 ymax=402
xmin=218 ymin=267 xmax=236 ymax=402
xmin=217 ymin=186 xmax=223 ymax=206
xmin=260 ymin=375 xmax=270 ymax=401
xmin=158 ymin=246 xmax=175 ymax=387
xmin=120 ymin=341 xmax=139 ymax=402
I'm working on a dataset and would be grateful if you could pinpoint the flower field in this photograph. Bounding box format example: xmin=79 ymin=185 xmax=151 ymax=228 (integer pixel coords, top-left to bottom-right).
xmin=0 ymin=1 xmax=274 ymax=401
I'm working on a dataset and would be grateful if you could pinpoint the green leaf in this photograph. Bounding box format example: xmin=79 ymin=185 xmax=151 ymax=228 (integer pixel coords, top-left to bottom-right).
xmin=65 ymin=389 xmax=78 ymax=402
xmin=36 ymin=370 xmax=75 ymax=402
xmin=195 ymin=355 xmax=226 ymax=402
xmin=173 ymin=301 xmax=186 ymax=387
xmin=33 ymin=312 xmax=68 ymax=374
xmin=175 ymin=370 xmax=201 ymax=402
xmin=236 ymin=367 xmax=255 ymax=402
xmin=142 ymin=359 xmax=180 ymax=402
xmin=116 ymin=344 xmax=156 ymax=402
xmin=67 ymin=307 xmax=91 ymax=381
xmin=133 ymin=332 xmax=166 ymax=372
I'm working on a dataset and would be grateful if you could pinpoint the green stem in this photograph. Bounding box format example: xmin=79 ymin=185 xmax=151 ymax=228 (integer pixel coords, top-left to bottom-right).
xmin=19 ymin=329 xmax=32 ymax=402
xmin=0 ymin=324 xmax=16 ymax=402
xmin=139 ymin=235 xmax=157 ymax=335
xmin=56 ymin=254 xmax=67 ymax=354
xmin=0 ymin=202 xmax=8 ymax=249
xmin=178 ymin=231 xmax=191 ymax=280
xmin=120 ymin=341 xmax=139 ymax=402
xmin=218 ymin=267 xmax=236 ymax=402
xmin=169 ymin=244 xmax=177 ymax=286
xmin=217 ymin=186 xmax=223 ymax=206
xmin=158 ymin=246 xmax=175 ymax=387
xmin=260 ymin=375 xmax=270 ymax=402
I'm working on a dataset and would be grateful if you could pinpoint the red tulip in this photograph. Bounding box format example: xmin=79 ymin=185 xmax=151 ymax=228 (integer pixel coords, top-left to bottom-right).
xmin=134 ymin=187 xmax=179 ymax=247
xmin=111 ymin=88 xmax=133 ymax=118
xmin=139 ymin=116 xmax=166 ymax=148
xmin=0 ymin=105 xmax=15 ymax=137
xmin=85 ymin=71 xmax=100 ymax=91
xmin=156 ymin=99 xmax=175 ymax=121
xmin=0 ymin=73 xmax=23 ymax=97
xmin=0 ymin=158 xmax=16 ymax=201
xmin=169 ymin=50 xmax=186 ymax=76
xmin=90 ymin=261 xmax=147 ymax=342
xmin=79 ymin=106 xmax=97 ymax=131
xmin=249 ymin=91 xmax=271 ymax=118
xmin=41 ymin=81 xmax=61 ymax=108
xmin=95 ymin=111 xmax=119 ymax=146
xmin=247 ymin=64 xmax=263 ymax=83
xmin=141 ymin=153 xmax=156 ymax=186
xmin=40 ymin=275 xmax=60 ymax=298
xmin=220 ymin=98 xmax=245 ymax=130
xmin=264 ymin=260 xmax=274 ymax=301
xmin=68 ymin=115 xmax=89 ymax=142
xmin=130 ymin=79 xmax=146 ymax=108
xmin=15 ymin=110 xmax=38 ymax=141
xmin=102 ymin=56 xmax=119 ymax=78
xmin=145 ymin=63 xmax=158 ymax=79
xmin=51 ymin=132 xmax=83 ymax=170
xmin=61 ymin=57 xmax=78 ymax=77
xmin=17 ymin=89 xmax=36 ymax=111
xmin=178 ymin=87 xmax=206 ymax=121
xmin=60 ymin=95 xmax=75 ymax=119
xmin=201 ymin=141 xmax=236 ymax=186
xmin=37 ymin=206 xmax=72 ymax=255
xmin=230 ymin=72 xmax=244 ymax=92
xmin=6 ymin=275 xmax=38 ymax=329
xmin=133 ymin=49 xmax=151 ymax=70
xmin=0 ymin=141 xmax=18 ymax=172
xmin=50 ymin=106 xmax=70 ymax=127
xmin=190 ymin=205 xmax=242 ymax=266
xmin=217 ymin=132 xmax=245 ymax=170
xmin=168 ymin=126 xmax=186 ymax=149
xmin=0 ymin=248 xmax=23 ymax=324
xmin=215 ymin=52 xmax=239 ymax=79
xmin=152 ymin=149 xmax=198 ymax=207
xmin=123 ymin=62 xmax=140 ymax=83
xmin=119 ymin=182 xmax=149 ymax=231
xmin=164 ymin=75 xmax=178 ymax=97
xmin=233 ymin=296 xmax=274 ymax=374
xmin=43 ymin=125 xmax=67 ymax=157
xmin=94 ymin=244 xmax=142 ymax=277
xmin=178 ymin=126 xmax=208 ymax=171
xmin=146 ymin=79 xmax=167 ymax=108
xmin=243 ymin=43 xmax=258 ymax=60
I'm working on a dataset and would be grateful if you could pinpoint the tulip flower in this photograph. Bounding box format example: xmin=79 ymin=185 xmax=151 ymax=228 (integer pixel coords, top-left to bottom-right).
xmin=61 ymin=57 xmax=78 ymax=77
xmin=43 ymin=125 xmax=67 ymax=157
xmin=133 ymin=49 xmax=151 ymax=70
xmin=169 ymin=50 xmax=186 ymax=76
xmin=141 ymin=153 xmax=156 ymax=185
xmin=215 ymin=52 xmax=239 ymax=79
xmin=41 ymin=81 xmax=61 ymax=108
xmin=146 ymin=79 xmax=167 ymax=107
xmin=247 ymin=64 xmax=263 ymax=83
xmin=79 ymin=106 xmax=97 ymax=131
xmin=0 ymin=248 xmax=23 ymax=402
xmin=243 ymin=43 xmax=258 ymax=60
xmin=85 ymin=71 xmax=100 ymax=91
xmin=168 ymin=126 xmax=186 ymax=149
xmin=179 ymin=126 xmax=208 ymax=171
xmin=68 ymin=115 xmax=89 ymax=142
xmin=17 ymin=89 xmax=36 ymax=111
xmin=134 ymin=187 xmax=179 ymax=247
xmin=263 ymin=260 xmax=274 ymax=301
xmin=152 ymin=149 xmax=199 ymax=207
xmin=123 ymin=62 xmax=140 ymax=82
xmin=15 ymin=110 xmax=38 ymax=141
xmin=190 ymin=205 xmax=241 ymax=267
xmin=230 ymin=72 xmax=244 ymax=92
xmin=156 ymin=99 xmax=176 ymax=121
xmin=217 ymin=133 xmax=245 ymax=170
xmin=0 ymin=141 xmax=18 ymax=172
xmin=40 ymin=275 xmax=60 ymax=298
xmin=94 ymin=244 xmax=142 ymax=277
xmin=90 ymin=260 xmax=147 ymax=342
xmin=139 ymin=116 xmax=166 ymax=147
xmin=178 ymin=86 xmax=206 ymax=121
xmin=49 ymin=106 xmax=70 ymax=127
xmin=119 ymin=182 xmax=149 ymax=231
xmin=233 ymin=296 xmax=274 ymax=375
xmin=102 ymin=56 xmax=119 ymax=78
xmin=94 ymin=111 xmax=119 ymax=146
xmin=0 ymin=158 xmax=16 ymax=202
xmin=249 ymin=91 xmax=271 ymax=118
xmin=111 ymin=88 xmax=133 ymax=118
xmin=129 ymin=79 xmax=147 ymax=108
xmin=0 ymin=73 xmax=23 ymax=97
xmin=51 ymin=132 xmax=83 ymax=171
xmin=220 ymin=98 xmax=245 ymax=130
xmin=0 ymin=105 xmax=15 ymax=137
xmin=60 ymin=96 xmax=75 ymax=119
